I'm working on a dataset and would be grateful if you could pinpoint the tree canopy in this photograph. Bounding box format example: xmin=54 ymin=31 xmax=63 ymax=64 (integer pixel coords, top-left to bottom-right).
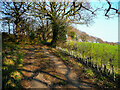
xmin=1 ymin=0 xmax=119 ymax=46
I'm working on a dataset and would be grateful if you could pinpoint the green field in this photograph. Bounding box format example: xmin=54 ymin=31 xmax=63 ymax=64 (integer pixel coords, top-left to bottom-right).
xmin=62 ymin=41 xmax=120 ymax=75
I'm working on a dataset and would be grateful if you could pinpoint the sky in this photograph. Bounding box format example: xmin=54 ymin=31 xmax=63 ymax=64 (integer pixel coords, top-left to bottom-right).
xmin=73 ymin=1 xmax=119 ymax=43
xmin=0 ymin=1 xmax=119 ymax=42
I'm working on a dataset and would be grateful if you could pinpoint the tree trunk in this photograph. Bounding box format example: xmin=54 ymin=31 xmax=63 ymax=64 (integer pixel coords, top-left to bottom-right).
xmin=13 ymin=24 xmax=15 ymax=35
xmin=16 ymin=22 xmax=21 ymax=43
xmin=42 ymin=31 xmax=46 ymax=43
xmin=21 ymin=31 xmax=24 ymax=46
xmin=51 ymin=29 xmax=58 ymax=47
xmin=51 ymin=22 xmax=59 ymax=47
xmin=8 ymin=21 xmax=10 ymax=34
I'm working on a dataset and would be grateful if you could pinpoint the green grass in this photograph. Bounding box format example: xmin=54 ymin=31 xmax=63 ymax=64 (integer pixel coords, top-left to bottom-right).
xmin=53 ymin=47 xmax=117 ymax=88
xmin=2 ymin=42 xmax=25 ymax=89
xmin=85 ymin=69 xmax=95 ymax=77
xmin=62 ymin=41 xmax=119 ymax=75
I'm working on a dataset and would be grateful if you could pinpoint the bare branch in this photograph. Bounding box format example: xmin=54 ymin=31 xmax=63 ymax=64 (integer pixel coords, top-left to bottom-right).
xmin=81 ymin=5 xmax=95 ymax=14
xmin=105 ymin=0 xmax=119 ymax=17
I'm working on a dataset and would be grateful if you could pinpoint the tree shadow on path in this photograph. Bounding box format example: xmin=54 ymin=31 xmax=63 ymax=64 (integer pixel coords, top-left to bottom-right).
xmin=20 ymin=45 xmax=98 ymax=89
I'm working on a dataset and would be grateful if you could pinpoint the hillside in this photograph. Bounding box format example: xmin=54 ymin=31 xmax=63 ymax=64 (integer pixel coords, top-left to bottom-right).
xmin=3 ymin=42 xmax=118 ymax=89
xmin=67 ymin=26 xmax=104 ymax=43
xmin=67 ymin=26 xmax=117 ymax=45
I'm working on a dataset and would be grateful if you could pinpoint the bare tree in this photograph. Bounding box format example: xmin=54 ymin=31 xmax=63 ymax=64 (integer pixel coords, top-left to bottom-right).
xmin=33 ymin=1 xmax=96 ymax=47
xmin=1 ymin=2 xmax=31 ymax=42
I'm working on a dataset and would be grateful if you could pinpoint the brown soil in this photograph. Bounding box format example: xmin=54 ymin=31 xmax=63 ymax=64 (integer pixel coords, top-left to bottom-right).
xmin=20 ymin=44 xmax=99 ymax=89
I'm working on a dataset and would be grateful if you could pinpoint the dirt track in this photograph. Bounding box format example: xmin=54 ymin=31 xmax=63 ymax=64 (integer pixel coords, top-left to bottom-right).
xmin=20 ymin=44 xmax=98 ymax=89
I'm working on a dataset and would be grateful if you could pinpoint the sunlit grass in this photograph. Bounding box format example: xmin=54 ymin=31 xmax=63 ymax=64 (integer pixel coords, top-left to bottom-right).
xmin=63 ymin=41 xmax=119 ymax=75
xmin=10 ymin=71 xmax=22 ymax=81
xmin=85 ymin=69 xmax=95 ymax=77
xmin=52 ymin=46 xmax=118 ymax=88
xmin=2 ymin=42 xmax=24 ymax=89
xmin=3 ymin=58 xmax=15 ymax=66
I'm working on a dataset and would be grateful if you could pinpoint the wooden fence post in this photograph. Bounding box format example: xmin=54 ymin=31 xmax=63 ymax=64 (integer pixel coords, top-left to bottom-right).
xmin=83 ymin=51 xmax=85 ymax=63
xmin=112 ymin=65 xmax=115 ymax=81
xmin=76 ymin=52 xmax=78 ymax=58
xmin=68 ymin=49 xmax=71 ymax=55
xmin=104 ymin=64 xmax=107 ymax=73
xmin=72 ymin=51 xmax=73 ymax=56
xmin=91 ymin=59 xmax=93 ymax=67
xmin=101 ymin=60 xmax=103 ymax=72
xmin=86 ymin=57 xmax=88 ymax=66
xmin=79 ymin=53 xmax=81 ymax=58
xmin=97 ymin=59 xmax=99 ymax=71
xmin=74 ymin=52 xmax=76 ymax=58
xmin=93 ymin=59 xmax=95 ymax=68
xmin=107 ymin=69 xmax=110 ymax=76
